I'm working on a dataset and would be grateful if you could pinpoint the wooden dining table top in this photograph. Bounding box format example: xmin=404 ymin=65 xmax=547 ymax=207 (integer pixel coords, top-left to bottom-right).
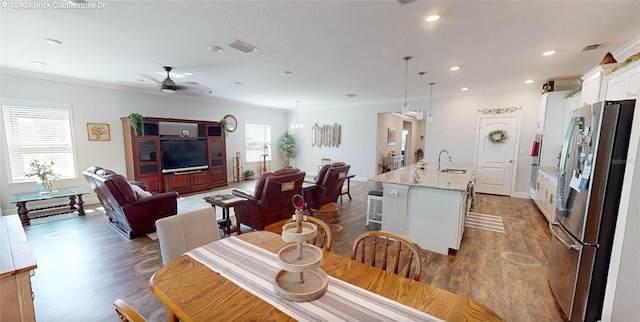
xmin=149 ymin=231 xmax=503 ymax=321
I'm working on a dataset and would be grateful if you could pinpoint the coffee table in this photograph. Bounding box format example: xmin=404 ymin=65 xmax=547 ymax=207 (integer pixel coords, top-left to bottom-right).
xmin=9 ymin=187 xmax=90 ymax=225
xmin=203 ymin=194 xmax=247 ymax=237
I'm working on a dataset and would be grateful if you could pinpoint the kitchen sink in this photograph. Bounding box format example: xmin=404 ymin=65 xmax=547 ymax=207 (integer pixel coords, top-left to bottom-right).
xmin=441 ymin=168 xmax=467 ymax=174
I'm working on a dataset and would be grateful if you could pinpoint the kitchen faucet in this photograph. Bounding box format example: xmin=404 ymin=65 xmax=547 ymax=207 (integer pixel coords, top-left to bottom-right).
xmin=437 ymin=149 xmax=452 ymax=172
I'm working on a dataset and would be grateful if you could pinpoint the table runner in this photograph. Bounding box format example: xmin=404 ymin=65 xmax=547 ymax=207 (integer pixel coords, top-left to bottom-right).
xmin=186 ymin=236 xmax=443 ymax=322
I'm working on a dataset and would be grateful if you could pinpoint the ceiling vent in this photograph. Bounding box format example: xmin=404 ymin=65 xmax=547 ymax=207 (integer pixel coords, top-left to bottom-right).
xmin=397 ymin=0 xmax=416 ymax=5
xmin=581 ymin=43 xmax=603 ymax=52
xmin=228 ymin=39 xmax=258 ymax=54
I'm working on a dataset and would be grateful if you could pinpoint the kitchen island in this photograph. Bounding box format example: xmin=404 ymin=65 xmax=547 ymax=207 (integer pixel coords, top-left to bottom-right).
xmin=369 ymin=163 xmax=475 ymax=255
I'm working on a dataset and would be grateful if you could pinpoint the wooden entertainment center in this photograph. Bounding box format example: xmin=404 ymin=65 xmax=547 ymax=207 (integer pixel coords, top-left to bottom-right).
xmin=121 ymin=116 xmax=227 ymax=195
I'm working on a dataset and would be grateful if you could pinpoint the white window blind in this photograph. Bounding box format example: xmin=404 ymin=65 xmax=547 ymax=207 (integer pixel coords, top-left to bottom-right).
xmin=245 ymin=123 xmax=271 ymax=162
xmin=2 ymin=103 xmax=77 ymax=183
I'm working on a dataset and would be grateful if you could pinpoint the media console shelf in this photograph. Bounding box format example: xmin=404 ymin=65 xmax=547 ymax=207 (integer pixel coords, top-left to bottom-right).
xmin=121 ymin=116 xmax=227 ymax=195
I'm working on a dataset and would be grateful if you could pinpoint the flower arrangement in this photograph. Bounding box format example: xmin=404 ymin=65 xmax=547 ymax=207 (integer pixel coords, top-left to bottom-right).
xmin=25 ymin=159 xmax=59 ymax=182
xmin=25 ymin=159 xmax=59 ymax=193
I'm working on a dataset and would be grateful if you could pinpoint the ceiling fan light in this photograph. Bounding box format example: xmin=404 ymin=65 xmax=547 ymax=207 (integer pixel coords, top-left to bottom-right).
xmin=161 ymin=85 xmax=177 ymax=93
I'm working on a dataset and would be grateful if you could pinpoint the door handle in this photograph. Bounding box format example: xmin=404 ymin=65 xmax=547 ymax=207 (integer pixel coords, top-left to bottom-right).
xmin=549 ymin=221 xmax=581 ymax=251
xmin=509 ymin=160 xmax=514 ymax=163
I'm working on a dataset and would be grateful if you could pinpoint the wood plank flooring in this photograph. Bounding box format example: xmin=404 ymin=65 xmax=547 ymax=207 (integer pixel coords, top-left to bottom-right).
xmin=22 ymin=180 xmax=565 ymax=321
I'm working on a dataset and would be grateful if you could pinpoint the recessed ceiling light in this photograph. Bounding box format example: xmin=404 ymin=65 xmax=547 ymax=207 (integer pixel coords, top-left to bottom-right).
xmin=235 ymin=82 xmax=244 ymax=86
xmin=183 ymin=72 xmax=193 ymax=76
xmin=461 ymin=87 xmax=469 ymax=91
xmin=425 ymin=15 xmax=440 ymax=22
xmin=32 ymin=61 xmax=47 ymax=66
xmin=542 ymin=50 xmax=556 ymax=56
xmin=450 ymin=66 xmax=460 ymax=71
xmin=346 ymin=93 xmax=358 ymax=97
xmin=209 ymin=45 xmax=223 ymax=53
xmin=44 ymin=38 xmax=62 ymax=45
xmin=281 ymin=71 xmax=292 ymax=76
xmin=525 ymin=79 xmax=534 ymax=84
xmin=136 ymin=79 xmax=145 ymax=82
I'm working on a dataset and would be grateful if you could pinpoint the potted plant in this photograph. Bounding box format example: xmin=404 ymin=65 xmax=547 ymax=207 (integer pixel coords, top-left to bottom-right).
xmin=25 ymin=159 xmax=59 ymax=193
xmin=378 ymin=159 xmax=391 ymax=173
xmin=219 ymin=119 xmax=228 ymax=137
xmin=278 ymin=130 xmax=297 ymax=168
xmin=243 ymin=169 xmax=255 ymax=180
xmin=128 ymin=113 xmax=145 ymax=136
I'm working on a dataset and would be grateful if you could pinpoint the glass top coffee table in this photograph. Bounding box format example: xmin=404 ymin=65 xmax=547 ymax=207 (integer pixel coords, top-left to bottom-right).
xmin=9 ymin=187 xmax=90 ymax=225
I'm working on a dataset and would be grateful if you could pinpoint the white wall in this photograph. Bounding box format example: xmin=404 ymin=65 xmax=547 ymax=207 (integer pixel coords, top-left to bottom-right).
xmin=290 ymin=89 xmax=540 ymax=196
xmin=0 ymin=71 xmax=287 ymax=212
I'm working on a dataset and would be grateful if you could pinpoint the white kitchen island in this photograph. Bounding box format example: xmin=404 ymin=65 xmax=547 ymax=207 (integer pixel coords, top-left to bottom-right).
xmin=369 ymin=163 xmax=475 ymax=255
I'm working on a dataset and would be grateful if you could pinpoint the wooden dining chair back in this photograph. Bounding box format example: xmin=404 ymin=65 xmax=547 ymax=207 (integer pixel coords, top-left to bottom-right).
xmin=285 ymin=215 xmax=333 ymax=251
xmin=351 ymin=231 xmax=422 ymax=281
xmin=114 ymin=298 xmax=147 ymax=322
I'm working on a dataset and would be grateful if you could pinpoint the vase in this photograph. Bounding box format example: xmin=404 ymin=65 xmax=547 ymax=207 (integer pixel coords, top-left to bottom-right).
xmin=36 ymin=179 xmax=52 ymax=194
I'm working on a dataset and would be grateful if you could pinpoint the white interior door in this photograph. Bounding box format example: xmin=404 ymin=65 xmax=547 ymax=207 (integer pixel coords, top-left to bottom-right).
xmin=475 ymin=117 xmax=519 ymax=195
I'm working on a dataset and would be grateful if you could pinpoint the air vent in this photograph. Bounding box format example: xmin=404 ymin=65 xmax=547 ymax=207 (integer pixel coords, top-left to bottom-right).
xmin=581 ymin=43 xmax=602 ymax=51
xmin=228 ymin=39 xmax=258 ymax=54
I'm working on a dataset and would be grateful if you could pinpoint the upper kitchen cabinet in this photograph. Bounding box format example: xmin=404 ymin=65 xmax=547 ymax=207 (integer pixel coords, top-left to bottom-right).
xmin=538 ymin=91 xmax=568 ymax=167
xmin=606 ymin=60 xmax=640 ymax=101
xmin=580 ymin=64 xmax=618 ymax=106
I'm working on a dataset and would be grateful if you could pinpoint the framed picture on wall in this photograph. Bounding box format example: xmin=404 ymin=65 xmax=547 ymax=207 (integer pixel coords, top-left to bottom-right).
xmin=87 ymin=123 xmax=110 ymax=141
xmin=387 ymin=127 xmax=396 ymax=146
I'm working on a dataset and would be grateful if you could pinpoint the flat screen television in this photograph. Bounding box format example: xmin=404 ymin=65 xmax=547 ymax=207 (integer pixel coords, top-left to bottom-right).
xmin=160 ymin=139 xmax=209 ymax=173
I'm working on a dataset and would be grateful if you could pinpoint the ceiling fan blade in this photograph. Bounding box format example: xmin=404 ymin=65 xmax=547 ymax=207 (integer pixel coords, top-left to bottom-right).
xmin=141 ymin=74 xmax=161 ymax=85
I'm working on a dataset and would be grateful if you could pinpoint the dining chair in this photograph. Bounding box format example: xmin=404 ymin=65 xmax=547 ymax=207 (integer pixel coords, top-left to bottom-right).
xmin=351 ymin=231 xmax=422 ymax=281
xmin=285 ymin=215 xmax=333 ymax=251
xmin=113 ymin=298 xmax=147 ymax=322
xmin=156 ymin=207 xmax=221 ymax=265
xmin=317 ymin=157 xmax=331 ymax=170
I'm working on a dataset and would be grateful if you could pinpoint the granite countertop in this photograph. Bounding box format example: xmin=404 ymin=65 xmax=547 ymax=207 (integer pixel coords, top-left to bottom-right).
xmin=368 ymin=163 xmax=475 ymax=192
xmin=539 ymin=167 xmax=558 ymax=180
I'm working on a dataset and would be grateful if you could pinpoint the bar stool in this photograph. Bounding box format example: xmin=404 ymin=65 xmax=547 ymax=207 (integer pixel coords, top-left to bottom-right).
xmin=366 ymin=189 xmax=383 ymax=225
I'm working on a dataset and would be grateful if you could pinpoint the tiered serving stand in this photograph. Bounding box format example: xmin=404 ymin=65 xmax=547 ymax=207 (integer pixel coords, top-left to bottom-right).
xmin=274 ymin=195 xmax=328 ymax=302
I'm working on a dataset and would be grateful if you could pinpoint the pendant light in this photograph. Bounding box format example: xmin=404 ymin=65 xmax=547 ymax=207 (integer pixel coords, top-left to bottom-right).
xmin=427 ymin=82 xmax=435 ymax=123
xmin=417 ymin=72 xmax=426 ymax=120
xmin=402 ymin=56 xmax=412 ymax=115
xmin=291 ymin=100 xmax=303 ymax=129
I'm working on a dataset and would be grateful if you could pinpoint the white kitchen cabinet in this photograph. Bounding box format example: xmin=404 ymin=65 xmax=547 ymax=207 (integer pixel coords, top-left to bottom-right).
xmin=538 ymin=91 xmax=568 ymax=167
xmin=606 ymin=61 xmax=640 ymax=101
xmin=534 ymin=169 xmax=557 ymax=222
xmin=581 ymin=64 xmax=619 ymax=106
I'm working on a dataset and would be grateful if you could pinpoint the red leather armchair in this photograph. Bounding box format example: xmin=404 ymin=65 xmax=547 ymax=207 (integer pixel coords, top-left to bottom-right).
xmin=308 ymin=162 xmax=351 ymax=210
xmin=83 ymin=166 xmax=178 ymax=238
xmin=232 ymin=168 xmax=306 ymax=230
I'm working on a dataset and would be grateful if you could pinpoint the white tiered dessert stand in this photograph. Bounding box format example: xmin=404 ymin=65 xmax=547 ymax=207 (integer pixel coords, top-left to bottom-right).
xmin=274 ymin=195 xmax=328 ymax=301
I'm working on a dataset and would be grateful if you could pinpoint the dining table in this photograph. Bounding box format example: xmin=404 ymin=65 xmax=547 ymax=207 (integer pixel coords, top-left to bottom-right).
xmin=149 ymin=231 xmax=503 ymax=321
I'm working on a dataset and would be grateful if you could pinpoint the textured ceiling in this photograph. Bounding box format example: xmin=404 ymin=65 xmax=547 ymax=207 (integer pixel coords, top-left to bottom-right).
xmin=2 ymin=1 xmax=640 ymax=110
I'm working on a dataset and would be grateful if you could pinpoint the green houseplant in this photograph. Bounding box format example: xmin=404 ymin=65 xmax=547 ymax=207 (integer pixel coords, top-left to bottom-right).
xmin=278 ymin=130 xmax=297 ymax=168
xmin=243 ymin=169 xmax=255 ymax=180
xmin=128 ymin=113 xmax=145 ymax=136
xmin=219 ymin=119 xmax=228 ymax=137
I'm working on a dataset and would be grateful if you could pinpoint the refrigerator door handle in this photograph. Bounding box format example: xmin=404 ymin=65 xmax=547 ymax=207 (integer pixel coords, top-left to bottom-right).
xmin=549 ymin=221 xmax=581 ymax=251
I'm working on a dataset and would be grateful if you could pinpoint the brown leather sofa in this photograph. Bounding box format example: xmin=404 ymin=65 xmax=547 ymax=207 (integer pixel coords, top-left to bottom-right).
xmin=308 ymin=162 xmax=351 ymax=210
xmin=232 ymin=168 xmax=306 ymax=230
xmin=82 ymin=166 xmax=178 ymax=238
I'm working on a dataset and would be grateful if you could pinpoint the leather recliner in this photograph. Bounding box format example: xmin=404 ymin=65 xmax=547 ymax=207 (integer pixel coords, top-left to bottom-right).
xmin=308 ymin=162 xmax=351 ymax=210
xmin=232 ymin=168 xmax=306 ymax=230
xmin=82 ymin=166 xmax=178 ymax=238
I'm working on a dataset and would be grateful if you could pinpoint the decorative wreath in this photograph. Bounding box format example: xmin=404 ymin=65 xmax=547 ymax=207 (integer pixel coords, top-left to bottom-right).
xmin=487 ymin=129 xmax=509 ymax=144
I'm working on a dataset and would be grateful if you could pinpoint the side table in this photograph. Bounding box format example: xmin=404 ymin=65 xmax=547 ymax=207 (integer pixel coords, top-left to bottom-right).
xmin=339 ymin=174 xmax=356 ymax=203
xmin=203 ymin=194 xmax=247 ymax=237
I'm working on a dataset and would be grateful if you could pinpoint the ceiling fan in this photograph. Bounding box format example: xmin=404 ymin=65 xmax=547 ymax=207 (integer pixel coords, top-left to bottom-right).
xmin=146 ymin=66 xmax=212 ymax=95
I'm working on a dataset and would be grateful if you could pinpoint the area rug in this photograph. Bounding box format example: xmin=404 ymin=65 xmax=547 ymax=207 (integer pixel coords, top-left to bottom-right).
xmin=465 ymin=212 xmax=505 ymax=233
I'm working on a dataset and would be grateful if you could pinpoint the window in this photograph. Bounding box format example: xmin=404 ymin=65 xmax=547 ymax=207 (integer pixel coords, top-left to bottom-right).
xmin=245 ymin=123 xmax=271 ymax=162
xmin=2 ymin=102 xmax=77 ymax=183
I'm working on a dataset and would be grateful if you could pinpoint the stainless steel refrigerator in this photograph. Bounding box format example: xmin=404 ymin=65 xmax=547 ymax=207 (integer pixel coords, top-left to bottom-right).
xmin=548 ymin=99 xmax=635 ymax=322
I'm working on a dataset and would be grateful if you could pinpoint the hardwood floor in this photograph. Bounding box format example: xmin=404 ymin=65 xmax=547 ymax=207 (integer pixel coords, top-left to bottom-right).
xmin=23 ymin=180 xmax=565 ymax=321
